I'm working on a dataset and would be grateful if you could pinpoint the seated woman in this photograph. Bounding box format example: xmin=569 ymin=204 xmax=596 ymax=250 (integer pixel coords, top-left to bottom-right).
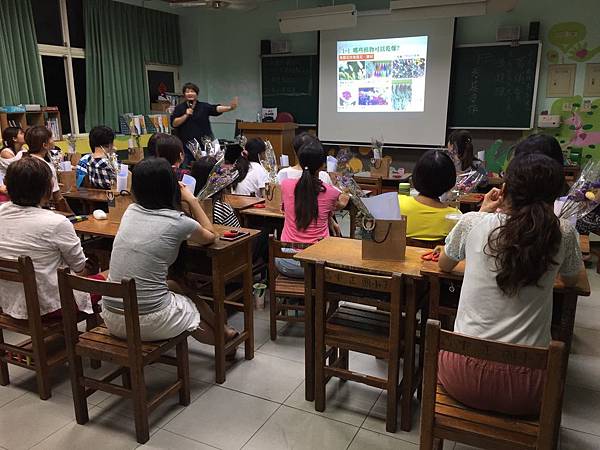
xmin=24 ymin=126 xmax=73 ymax=214
xmin=399 ymin=150 xmax=460 ymax=241
xmin=101 ymin=157 xmax=237 ymax=344
xmin=153 ymin=133 xmax=189 ymax=181
xmin=437 ymin=153 xmax=583 ymax=415
xmin=190 ymin=156 xmax=240 ymax=227
xmin=0 ymin=157 xmax=100 ymax=319
xmin=1 ymin=126 xmax=25 ymax=160
xmin=447 ymin=130 xmax=483 ymax=174
xmin=277 ymin=132 xmax=333 ymax=185
xmin=275 ymin=142 xmax=349 ymax=278
xmin=230 ymin=138 xmax=269 ymax=197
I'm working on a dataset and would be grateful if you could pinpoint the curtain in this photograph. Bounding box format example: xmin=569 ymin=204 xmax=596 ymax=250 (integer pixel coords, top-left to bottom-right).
xmin=84 ymin=0 xmax=182 ymax=131
xmin=0 ymin=0 xmax=45 ymax=105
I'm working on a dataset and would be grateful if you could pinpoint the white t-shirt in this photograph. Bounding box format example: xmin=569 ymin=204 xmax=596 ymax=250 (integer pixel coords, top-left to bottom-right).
xmin=0 ymin=202 xmax=92 ymax=318
xmin=277 ymin=166 xmax=333 ymax=185
xmin=445 ymin=211 xmax=582 ymax=347
xmin=27 ymin=152 xmax=59 ymax=193
xmin=231 ymin=161 xmax=269 ymax=197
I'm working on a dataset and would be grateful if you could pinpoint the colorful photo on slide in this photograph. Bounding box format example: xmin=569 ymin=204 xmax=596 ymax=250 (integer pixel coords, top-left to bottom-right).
xmin=392 ymin=58 xmax=426 ymax=79
xmin=365 ymin=61 xmax=392 ymax=79
xmin=338 ymin=61 xmax=366 ymax=81
xmin=358 ymin=87 xmax=390 ymax=106
xmin=339 ymin=84 xmax=358 ymax=107
xmin=392 ymin=80 xmax=413 ymax=111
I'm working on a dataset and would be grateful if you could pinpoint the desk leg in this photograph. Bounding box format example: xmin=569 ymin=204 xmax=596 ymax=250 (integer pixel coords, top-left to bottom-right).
xmin=555 ymin=291 xmax=578 ymax=354
xmin=212 ymin=256 xmax=227 ymax=384
xmin=401 ymin=278 xmax=417 ymax=432
xmin=304 ymin=262 xmax=315 ymax=402
xmin=243 ymin=242 xmax=255 ymax=360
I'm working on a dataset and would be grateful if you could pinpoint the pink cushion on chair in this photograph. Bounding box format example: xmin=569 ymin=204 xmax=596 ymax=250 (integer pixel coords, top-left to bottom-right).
xmin=275 ymin=112 xmax=295 ymax=123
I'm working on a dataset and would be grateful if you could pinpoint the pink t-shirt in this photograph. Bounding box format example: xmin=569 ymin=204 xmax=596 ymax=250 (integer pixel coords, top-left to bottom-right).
xmin=281 ymin=178 xmax=340 ymax=243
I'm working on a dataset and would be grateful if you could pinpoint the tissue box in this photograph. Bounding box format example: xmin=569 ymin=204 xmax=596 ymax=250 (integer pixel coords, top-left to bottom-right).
xmin=361 ymin=217 xmax=407 ymax=261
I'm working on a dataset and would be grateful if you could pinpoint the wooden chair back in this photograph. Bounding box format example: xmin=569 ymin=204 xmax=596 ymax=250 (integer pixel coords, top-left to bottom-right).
xmin=420 ymin=319 xmax=567 ymax=450
xmin=406 ymin=237 xmax=445 ymax=250
xmin=57 ymin=268 xmax=142 ymax=366
xmin=354 ymin=176 xmax=383 ymax=196
xmin=0 ymin=256 xmax=43 ymax=332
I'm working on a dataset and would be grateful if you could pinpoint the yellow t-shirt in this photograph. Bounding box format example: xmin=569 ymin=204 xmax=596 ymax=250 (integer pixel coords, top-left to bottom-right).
xmin=398 ymin=195 xmax=459 ymax=241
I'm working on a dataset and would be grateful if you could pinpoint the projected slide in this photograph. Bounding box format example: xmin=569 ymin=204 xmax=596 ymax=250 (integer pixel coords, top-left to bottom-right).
xmin=337 ymin=36 xmax=428 ymax=113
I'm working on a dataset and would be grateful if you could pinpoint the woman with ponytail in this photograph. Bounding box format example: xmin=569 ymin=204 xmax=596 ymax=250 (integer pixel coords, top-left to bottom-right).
xmin=436 ymin=153 xmax=583 ymax=415
xmin=447 ymin=129 xmax=482 ymax=173
xmin=275 ymin=141 xmax=349 ymax=278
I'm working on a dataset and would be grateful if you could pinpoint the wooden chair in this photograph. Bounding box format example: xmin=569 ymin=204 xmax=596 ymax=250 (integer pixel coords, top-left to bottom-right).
xmin=420 ymin=319 xmax=567 ymax=450
xmin=354 ymin=175 xmax=383 ymax=196
xmin=268 ymin=235 xmax=311 ymax=340
xmin=0 ymin=256 xmax=101 ymax=400
xmin=314 ymin=262 xmax=406 ymax=433
xmin=57 ymin=268 xmax=191 ymax=444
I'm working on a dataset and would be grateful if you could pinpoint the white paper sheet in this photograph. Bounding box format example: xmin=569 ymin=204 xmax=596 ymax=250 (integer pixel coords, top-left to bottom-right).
xmin=362 ymin=192 xmax=402 ymax=220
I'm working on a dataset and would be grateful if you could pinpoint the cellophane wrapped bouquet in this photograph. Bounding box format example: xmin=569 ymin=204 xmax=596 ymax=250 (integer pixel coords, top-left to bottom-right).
xmin=336 ymin=148 xmax=354 ymax=175
xmin=332 ymin=172 xmax=372 ymax=218
xmin=371 ymin=137 xmax=384 ymax=161
xmin=202 ymin=136 xmax=224 ymax=161
xmin=196 ymin=158 xmax=239 ymax=200
xmin=455 ymin=170 xmax=485 ymax=194
xmin=259 ymin=139 xmax=278 ymax=185
xmin=559 ymin=160 xmax=600 ymax=220
xmin=186 ymin=139 xmax=204 ymax=161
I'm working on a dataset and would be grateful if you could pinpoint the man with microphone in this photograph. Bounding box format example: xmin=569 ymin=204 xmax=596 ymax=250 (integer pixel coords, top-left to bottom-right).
xmin=171 ymin=82 xmax=238 ymax=165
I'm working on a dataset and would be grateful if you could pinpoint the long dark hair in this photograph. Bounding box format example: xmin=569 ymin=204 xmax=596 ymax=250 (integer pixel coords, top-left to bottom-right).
xmin=485 ymin=154 xmax=564 ymax=296
xmin=2 ymin=126 xmax=23 ymax=152
xmin=155 ymin=134 xmax=184 ymax=165
xmin=294 ymin=141 xmax=326 ymax=230
xmin=448 ymin=129 xmax=474 ymax=171
xmin=190 ymin=156 xmax=217 ymax=197
xmin=131 ymin=157 xmax=181 ymax=210
xmin=229 ymin=138 xmax=266 ymax=189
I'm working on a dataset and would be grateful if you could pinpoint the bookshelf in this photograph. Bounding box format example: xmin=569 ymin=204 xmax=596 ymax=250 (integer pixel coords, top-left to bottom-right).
xmin=0 ymin=108 xmax=63 ymax=141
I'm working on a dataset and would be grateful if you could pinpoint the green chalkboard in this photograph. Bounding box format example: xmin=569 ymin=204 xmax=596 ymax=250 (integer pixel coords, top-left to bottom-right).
xmin=449 ymin=42 xmax=541 ymax=129
xmin=261 ymin=54 xmax=318 ymax=125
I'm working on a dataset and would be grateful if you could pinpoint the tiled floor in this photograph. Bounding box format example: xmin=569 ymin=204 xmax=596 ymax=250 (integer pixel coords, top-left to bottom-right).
xmin=1 ymin=266 xmax=600 ymax=449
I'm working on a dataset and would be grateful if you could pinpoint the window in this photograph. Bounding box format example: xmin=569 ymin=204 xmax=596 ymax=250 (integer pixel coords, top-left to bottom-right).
xmin=32 ymin=0 xmax=85 ymax=135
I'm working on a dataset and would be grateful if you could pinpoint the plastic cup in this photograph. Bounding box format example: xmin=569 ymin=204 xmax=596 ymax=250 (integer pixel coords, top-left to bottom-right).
xmin=280 ymin=155 xmax=289 ymax=167
xmin=116 ymin=174 xmax=128 ymax=192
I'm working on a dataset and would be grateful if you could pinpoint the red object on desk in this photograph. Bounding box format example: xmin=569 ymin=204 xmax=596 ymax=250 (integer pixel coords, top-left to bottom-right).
xmin=253 ymin=203 xmax=266 ymax=208
xmin=421 ymin=251 xmax=440 ymax=262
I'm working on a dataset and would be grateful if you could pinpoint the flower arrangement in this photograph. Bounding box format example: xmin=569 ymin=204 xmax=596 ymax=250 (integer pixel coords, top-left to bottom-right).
xmin=455 ymin=170 xmax=485 ymax=194
xmin=331 ymin=172 xmax=372 ymax=218
xmin=196 ymin=158 xmax=239 ymax=200
xmin=336 ymin=148 xmax=354 ymax=175
xmin=259 ymin=139 xmax=278 ymax=184
xmin=371 ymin=137 xmax=384 ymax=160
xmin=186 ymin=139 xmax=205 ymax=161
xmin=559 ymin=160 xmax=600 ymax=220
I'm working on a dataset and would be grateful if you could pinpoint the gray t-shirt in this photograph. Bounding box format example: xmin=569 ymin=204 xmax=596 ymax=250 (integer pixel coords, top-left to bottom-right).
xmin=103 ymin=204 xmax=199 ymax=314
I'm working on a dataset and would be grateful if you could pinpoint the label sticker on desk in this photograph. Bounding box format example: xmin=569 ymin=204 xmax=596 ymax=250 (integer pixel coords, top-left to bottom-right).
xmin=107 ymin=191 xmax=115 ymax=208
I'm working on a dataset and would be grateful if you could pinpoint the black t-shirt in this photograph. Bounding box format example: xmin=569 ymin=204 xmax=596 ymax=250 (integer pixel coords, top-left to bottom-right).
xmin=170 ymin=101 xmax=222 ymax=151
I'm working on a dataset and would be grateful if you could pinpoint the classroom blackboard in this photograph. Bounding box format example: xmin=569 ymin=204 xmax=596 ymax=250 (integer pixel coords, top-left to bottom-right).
xmin=448 ymin=42 xmax=541 ymax=129
xmin=261 ymin=54 xmax=318 ymax=125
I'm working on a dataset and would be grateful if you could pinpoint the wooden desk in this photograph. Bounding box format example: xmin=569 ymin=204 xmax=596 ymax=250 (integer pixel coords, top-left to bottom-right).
xmin=223 ymin=194 xmax=265 ymax=211
xmin=295 ymin=238 xmax=429 ymax=431
xmin=420 ymin=260 xmax=591 ymax=351
xmin=354 ymin=171 xmax=412 ymax=194
xmin=63 ymin=187 xmax=110 ymax=214
xmin=73 ymin=218 xmax=260 ymax=384
xmin=458 ymin=193 xmax=484 ymax=212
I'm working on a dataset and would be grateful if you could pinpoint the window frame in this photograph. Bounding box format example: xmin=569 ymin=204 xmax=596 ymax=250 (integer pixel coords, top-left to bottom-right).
xmin=36 ymin=0 xmax=86 ymax=136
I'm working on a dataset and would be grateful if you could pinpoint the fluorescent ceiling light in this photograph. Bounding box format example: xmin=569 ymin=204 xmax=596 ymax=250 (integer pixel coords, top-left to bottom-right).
xmin=277 ymin=4 xmax=357 ymax=33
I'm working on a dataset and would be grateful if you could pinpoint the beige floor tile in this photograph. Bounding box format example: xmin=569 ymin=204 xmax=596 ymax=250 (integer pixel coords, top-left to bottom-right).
xmin=257 ymin=334 xmax=306 ymax=363
xmin=567 ymin=354 xmax=600 ymax=392
xmin=0 ymin=383 xmax=26 ymax=408
xmin=163 ymin=385 xmax=278 ymax=450
xmin=222 ymin=352 xmax=304 ymax=403
xmin=0 ymin=392 xmax=76 ymax=450
xmin=575 ymin=304 xmax=600 ymax=331
xmin=30 ymin=406 xmax=142 ymax=450
xmin=571 ymin=327 xmax=600 ymax=358
xmin=139 ymin=429 xmax=218 ymax=450
xmin=348 ymin=351 xmax=391 ymax=380
xmin=284 ymin=379 xmax=380 ymax=427
xmin=562 ymin=385 xmax=600 ymax=436
xmin=560 ymin=427 xmax=600 ymax=450
xmin=243 ymin=405 xmax=358 ymax=450
xmin=362 ymin=391 xmax=421 ymax=444
xmin=95 ymin=365 xmax=210 ymax=428
xmin=349 ymin=429 xmax=419 ymax=449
